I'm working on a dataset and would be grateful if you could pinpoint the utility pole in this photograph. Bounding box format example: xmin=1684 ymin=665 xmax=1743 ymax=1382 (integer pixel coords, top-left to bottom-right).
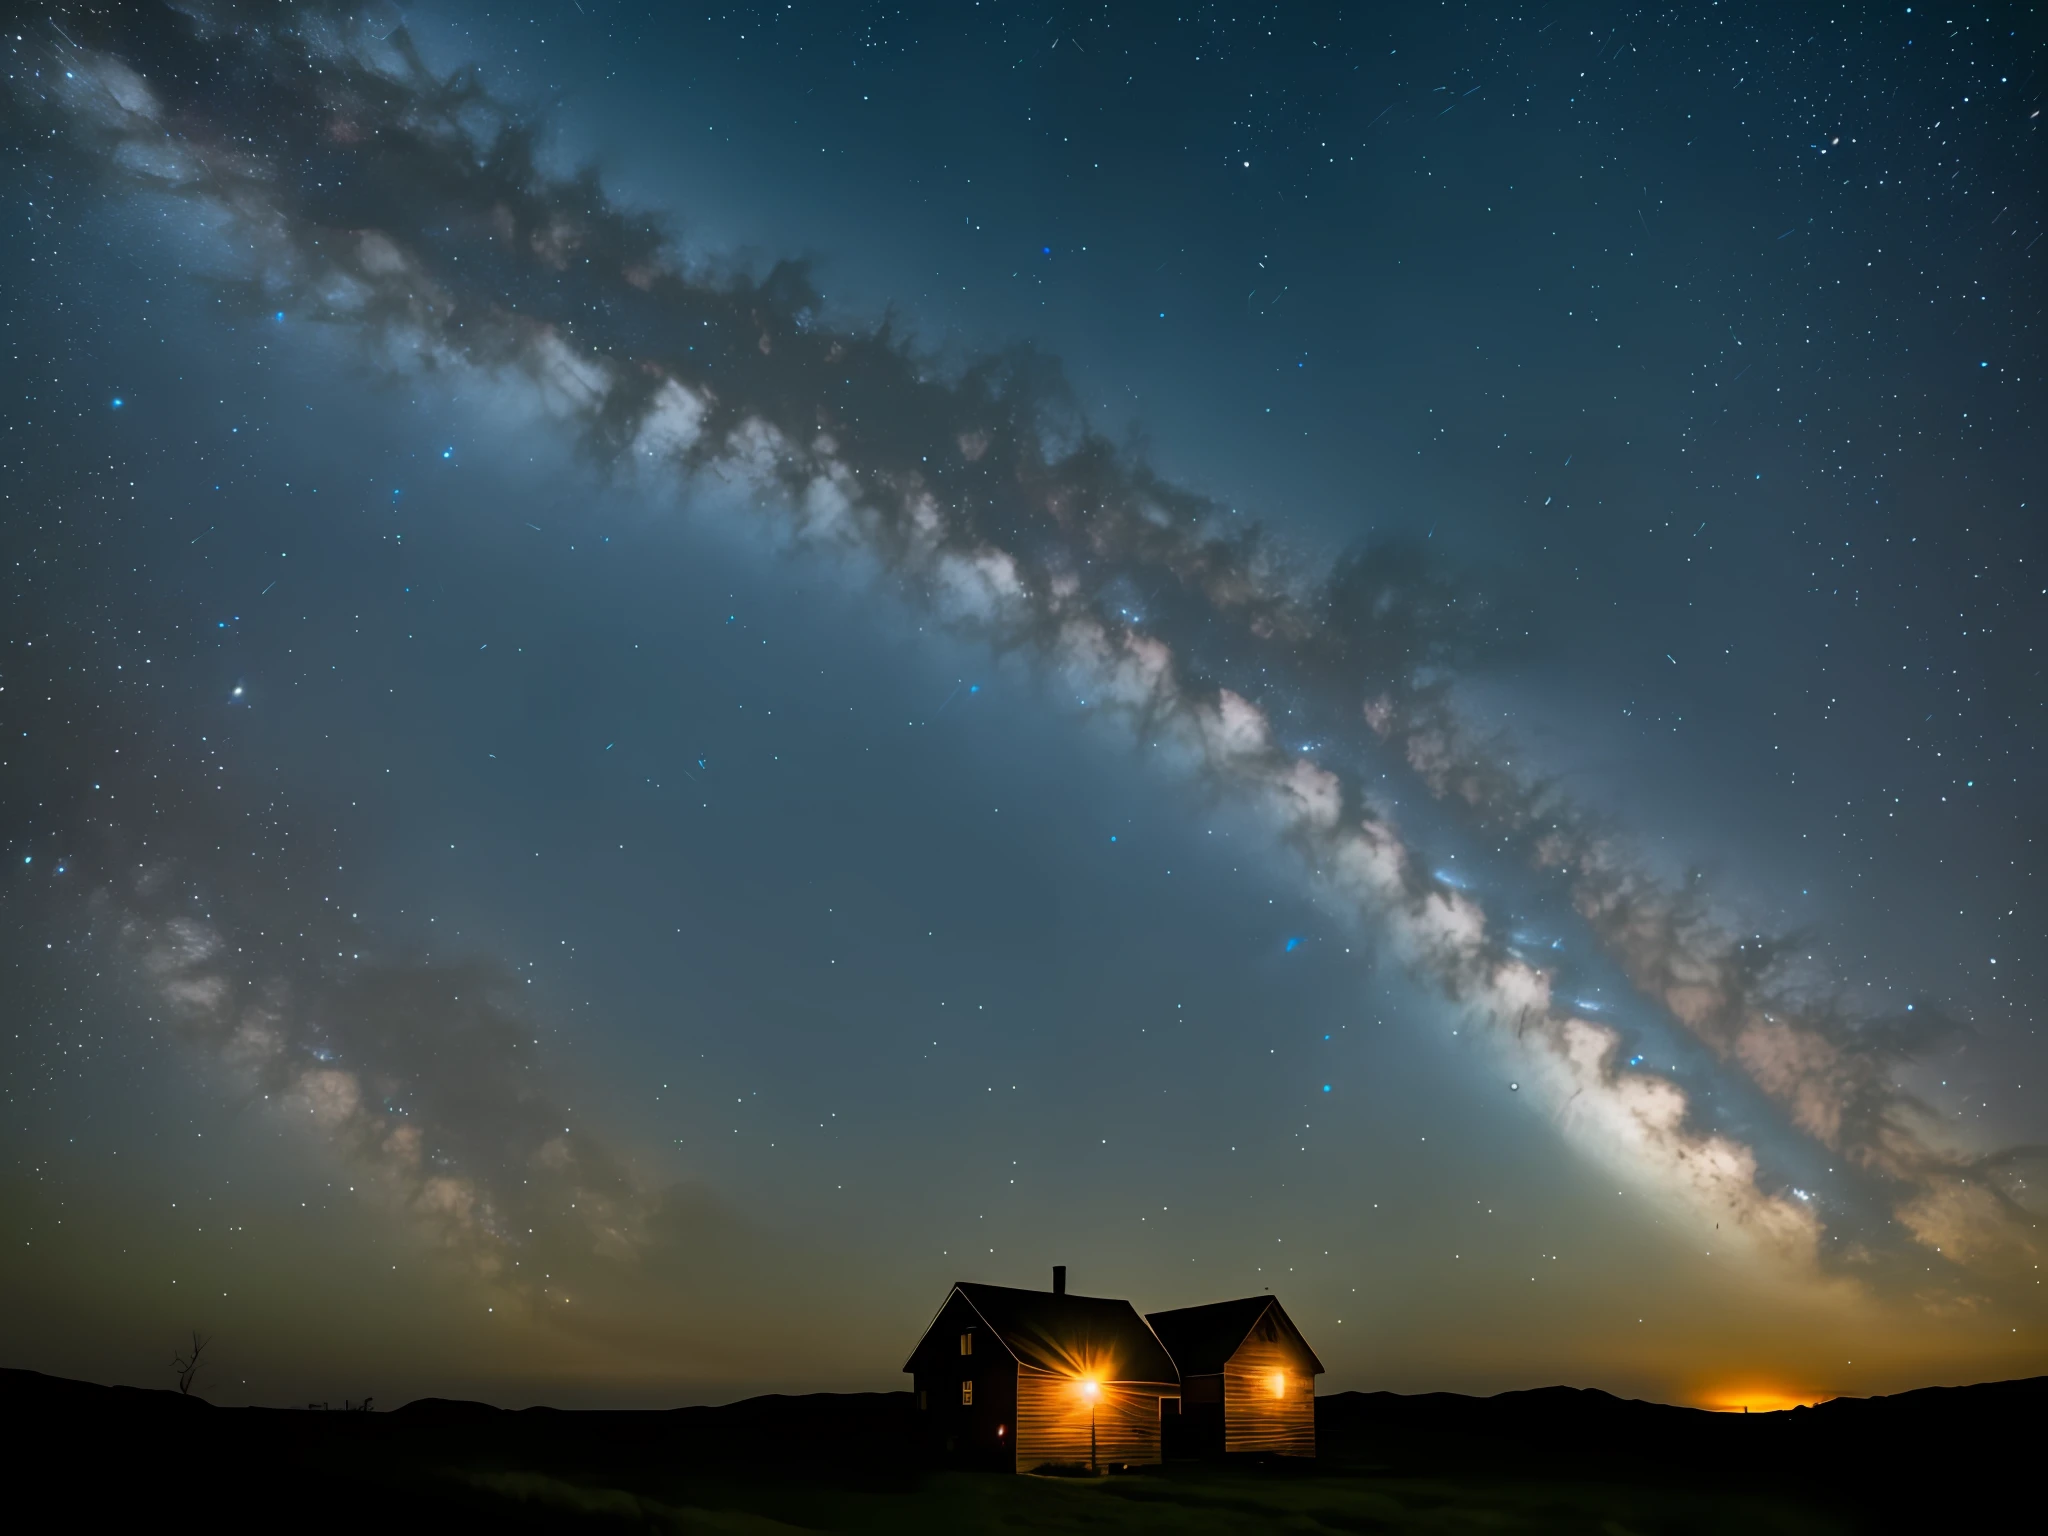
xmin=1081 ymin=1377 xmax=1101 ymax=1473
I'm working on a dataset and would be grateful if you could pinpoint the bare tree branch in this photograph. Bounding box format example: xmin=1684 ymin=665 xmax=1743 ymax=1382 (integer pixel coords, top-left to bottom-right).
xmin=170 ymin=1330 xmax=210 ymax=1396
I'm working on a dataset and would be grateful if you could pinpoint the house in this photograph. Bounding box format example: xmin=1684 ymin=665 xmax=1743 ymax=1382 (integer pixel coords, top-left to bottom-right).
xmin=903 ymin=1266 xmax=1182 ymax=1472
xmin=1145 ymin=1295 xmax=1324 ymax=1458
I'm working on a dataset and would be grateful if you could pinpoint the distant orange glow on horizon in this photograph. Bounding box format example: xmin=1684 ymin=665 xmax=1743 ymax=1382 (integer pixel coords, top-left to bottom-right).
xmin=1695 ymin=1385 xmax=1834 ymax=1414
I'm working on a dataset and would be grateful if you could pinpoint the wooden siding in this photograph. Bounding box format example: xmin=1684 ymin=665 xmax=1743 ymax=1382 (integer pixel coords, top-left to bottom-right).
xmin=1221 ymin=1318 xmax=1316 ymax=1457
xmin=1014 ymin=1368 xmax=1171 ymax=1472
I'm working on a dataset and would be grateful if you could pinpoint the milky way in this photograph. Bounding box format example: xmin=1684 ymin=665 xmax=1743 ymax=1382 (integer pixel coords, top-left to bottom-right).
xmin=5 ymin=2 xmax=2045 ymax=1401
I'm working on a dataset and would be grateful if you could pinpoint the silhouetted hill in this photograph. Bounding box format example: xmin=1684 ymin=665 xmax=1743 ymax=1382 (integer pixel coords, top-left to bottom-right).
xmin=1315 ymin=1373 xmax=2045 ymax=1517
xmin=1317 ymin=1374 xmax=2046 ymax=1467
xmin=4 ymin=1365 xmax=2038 ymax=1531
xmin=389 ymin=1386 xmax=922 ymax=1466
xmin=0 ymin=1365 xmax=216 ymax=1415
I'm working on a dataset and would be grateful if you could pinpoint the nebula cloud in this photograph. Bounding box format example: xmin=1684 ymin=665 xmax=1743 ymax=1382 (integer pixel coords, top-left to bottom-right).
xmin=1372 ymin=694 xmax=2045 ymax=1287
xmin=6 ymin=655 xmax=650 ymax=1295
xmin=11 ymin=0 xmax=2039 ymax=1300
xmin=125 ymin=897 xmax=642 ymax=1275
xmin=1 ymin=658 xmax=829 ymax=1365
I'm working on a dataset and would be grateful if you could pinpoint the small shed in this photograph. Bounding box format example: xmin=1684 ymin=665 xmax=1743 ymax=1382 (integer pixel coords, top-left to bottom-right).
xmin=1145 ymin=1295 xmax=1323 ymax=1458
xmin=903 ymin=1267 xmax=1181 ymax=1472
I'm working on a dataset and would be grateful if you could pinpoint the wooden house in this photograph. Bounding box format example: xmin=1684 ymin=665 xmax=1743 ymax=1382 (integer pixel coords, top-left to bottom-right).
xmin=1145 ymin=1296 xmax=1323 ymax=1458
xmin=903 ymin=1267 xmax=1181 ymax=1472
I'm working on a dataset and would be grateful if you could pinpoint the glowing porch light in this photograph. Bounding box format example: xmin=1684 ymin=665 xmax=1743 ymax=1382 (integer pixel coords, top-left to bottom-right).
xmin=1079 ymin=1377 xmax=1101 ymax=1401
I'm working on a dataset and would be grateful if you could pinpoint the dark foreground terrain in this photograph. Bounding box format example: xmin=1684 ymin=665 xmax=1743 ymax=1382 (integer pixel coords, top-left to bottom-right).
xmin=5 ymin=1367 xmax=2036 ymax=1532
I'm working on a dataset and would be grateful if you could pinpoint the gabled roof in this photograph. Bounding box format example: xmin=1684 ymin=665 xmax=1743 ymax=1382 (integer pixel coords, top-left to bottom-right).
xmin=1145 ymin=1296 xmax=1326 ymax=1377
xmin=915 ymin=1282 xmax=1179 ymax=1383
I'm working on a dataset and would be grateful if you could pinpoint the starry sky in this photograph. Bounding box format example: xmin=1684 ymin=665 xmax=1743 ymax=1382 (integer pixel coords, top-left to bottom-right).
xmin=3 ymin=1 xmax=2044 ymax=1412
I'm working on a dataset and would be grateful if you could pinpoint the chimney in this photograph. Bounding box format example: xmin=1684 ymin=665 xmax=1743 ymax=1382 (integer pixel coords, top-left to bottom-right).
xmin=1052 ymin=1265 xmax=1067 ymax=1296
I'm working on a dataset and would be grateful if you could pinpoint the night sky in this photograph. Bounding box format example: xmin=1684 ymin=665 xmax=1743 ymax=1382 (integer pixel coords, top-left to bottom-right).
xmin=3 ymin=1 xmax=2044 ymax=1412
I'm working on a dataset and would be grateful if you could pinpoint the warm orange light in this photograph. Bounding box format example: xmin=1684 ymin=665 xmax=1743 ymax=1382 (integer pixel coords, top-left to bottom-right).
xmin=1269 ymin=1371 xmax=1287 ymax=1398
xmin=1696 ymin=1384 xmax=1830 ymax=1414
xmin=1079 ymin=1377 xmax=1100 ymax=1401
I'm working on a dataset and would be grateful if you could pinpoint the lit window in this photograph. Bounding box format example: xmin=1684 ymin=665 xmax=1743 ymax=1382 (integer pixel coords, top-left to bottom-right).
xmin=960 ymin=1331 xmax=973 ymax=1356
xmin=961 ymin=1380 xmax=975 ymax=1407
xmin=1269 ymin=1371 xmax=1287 ymax=1398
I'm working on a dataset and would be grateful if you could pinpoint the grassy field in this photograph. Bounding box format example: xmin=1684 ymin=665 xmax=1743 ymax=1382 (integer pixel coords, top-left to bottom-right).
xmin=454 ymin=1461 xmax=1847 ymax=1534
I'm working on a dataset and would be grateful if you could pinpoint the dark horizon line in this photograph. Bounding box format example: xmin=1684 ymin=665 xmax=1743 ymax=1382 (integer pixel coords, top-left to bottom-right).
xmin=10 ymin=1363 xmax=2041 ymax=1419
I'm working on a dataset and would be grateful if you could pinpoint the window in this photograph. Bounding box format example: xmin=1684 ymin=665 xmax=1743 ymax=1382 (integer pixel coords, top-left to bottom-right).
xmin=959 ymin=1331 xmax=973 ymax=1356
xmin=961 ymin=1380 xmax=974 ymax=1407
